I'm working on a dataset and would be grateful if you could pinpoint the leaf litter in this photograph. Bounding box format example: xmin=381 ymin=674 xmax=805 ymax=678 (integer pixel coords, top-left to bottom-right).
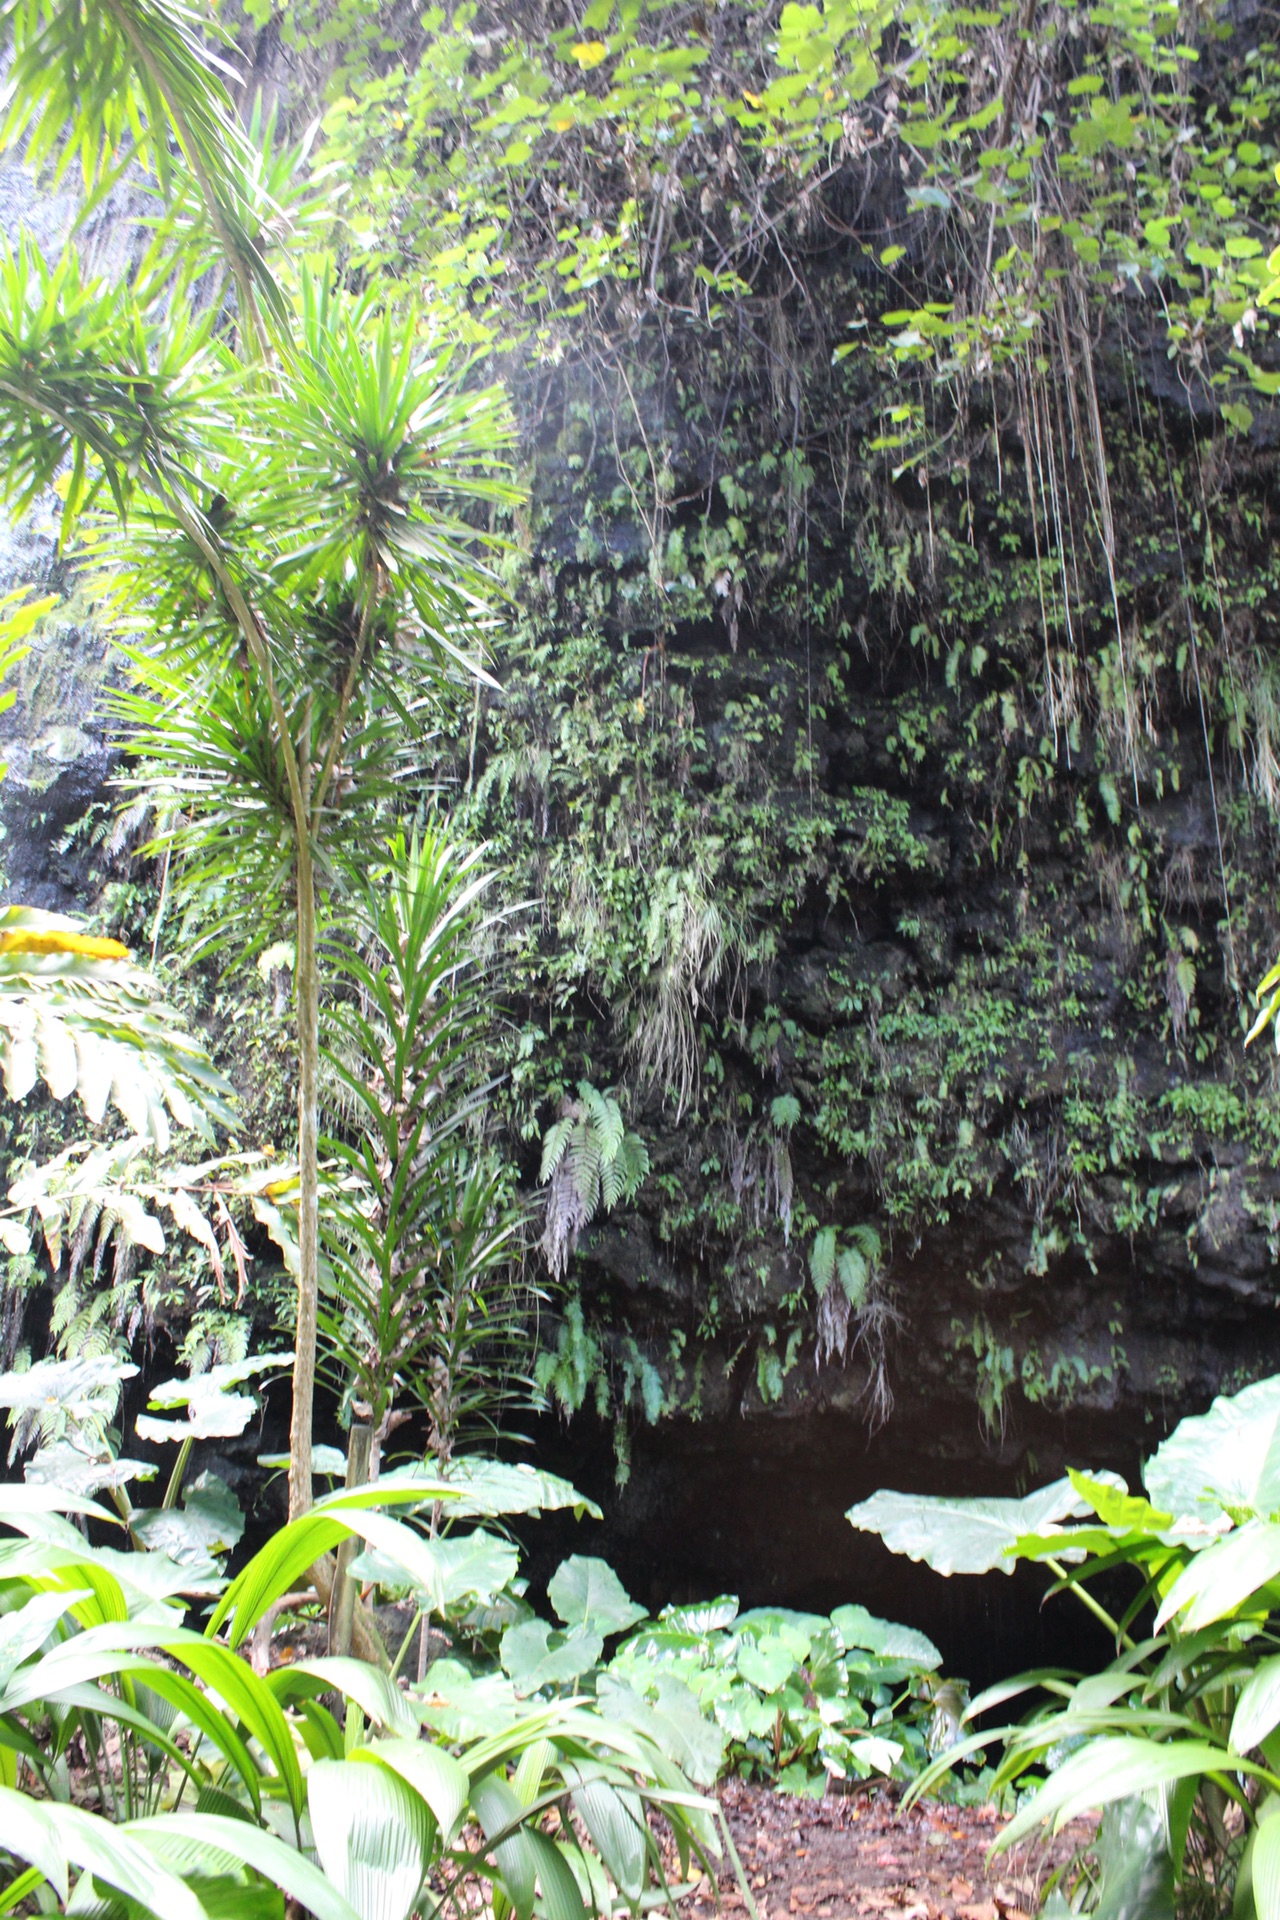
xmin=680 ymin=1782 xmax=1096 ymax=1920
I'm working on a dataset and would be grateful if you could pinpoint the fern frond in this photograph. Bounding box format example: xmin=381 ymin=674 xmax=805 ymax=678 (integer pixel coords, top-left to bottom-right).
xmin=567 ymin=1127 xmax=604 ymax=1212
xmin=592 ymin=1089 xmax=625 ymax=1164
xmin=538 ymin=1115 xmax=574 ymax=1185
xmin=809 ymin=1227 xmax=836 ymax=1297
xmin=836 ymin=1245 xmax=868 ymax=1309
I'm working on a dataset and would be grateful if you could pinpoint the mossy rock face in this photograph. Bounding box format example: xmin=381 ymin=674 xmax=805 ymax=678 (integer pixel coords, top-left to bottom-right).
xmin=4 ymin=47 xmax=1280 ymax=1643
xmin=0 ymin=604 xmax=115 ymax=910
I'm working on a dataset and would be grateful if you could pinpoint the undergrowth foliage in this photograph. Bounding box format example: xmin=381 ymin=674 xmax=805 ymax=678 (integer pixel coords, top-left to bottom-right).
xmin=852 ymin=1373 xmax=1280 ymax=1920
xmin=0 ymin=1471 xmax=740 ymax=1919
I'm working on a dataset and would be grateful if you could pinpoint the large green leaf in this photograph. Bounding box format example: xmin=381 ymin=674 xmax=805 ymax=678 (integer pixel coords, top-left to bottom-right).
xmin=1145 ymin=1375 xmax=1280 ymax=1521
xmin=523 ymin=1830 xmax=588 ymax=1920
xmin=0 ymin=1587 xmax=85 ymax=1687
xmin=1089 ymin=1798 xmax=1176 ymax=1920
xmin=999 ymin=1738 xmax=1259 ymax=1848
xmin=208 ymin=1483 xmax=456 ymax=1644
xmin=433 ymin=1531 xmax=521 ymax=1607
xmin=469 ymin=1769 xmax=537 ymax=1920
xmin=25 ymin=1441 xmax=155 ymax=1500
xmin=1252 ymin=1806 xmax=1280 ymax=1920
xmin=658 ymin=1598 xmax=738 ymax=1634
xmin=129 ymin=1811 xmax=361 ymax=1920
xmin=0 ymin=1787 xmax=207 ymax=1919
xmin=1154 ymin=1522 xmax=1280 ymax=1632
xmin=571 ymin=1776 xmax=647 ymax=1901
xmin=501 ymin=1620 xmax=604 ymax=1692
xmin=348 ymin=1529 xmax=518 ymax=1610
xmin=1233 ymin=1656 xmax=1280 ymax=1754
xmin=735 ymin=1636 xmax=795 ymax=1693
xmin=308 ymin=1759 xmax=432 ymax=1920
xmin=266 ymin=1658 xmax=419 ymax=1740
xmin=366 ymin=1738 xmax=467 ymax=1841
xmin=132 ymin=1474 xmax=243 ymax=1565
xmin=595 ymin=1674 xmax=726 ymax=1788
xmin=846 ymin=1478 xmax=1090 ymax=1575
xmin=137 ymin=1355 xmax=292 ymax=1446
xmin=547 ymin=1556 xmax=645 ymax=1637
xmin=430 ymin=1460 xmax=601 ymax=1522
xmin=829 ymin=1603 xmax=941 ymax=1667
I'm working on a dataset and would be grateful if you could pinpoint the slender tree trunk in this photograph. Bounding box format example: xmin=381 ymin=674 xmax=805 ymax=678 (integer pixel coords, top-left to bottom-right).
xmin=329 ymin=1421 xmax=372 ymax=1657
xmin=289 ymin=731 xmax=319 ymax=1523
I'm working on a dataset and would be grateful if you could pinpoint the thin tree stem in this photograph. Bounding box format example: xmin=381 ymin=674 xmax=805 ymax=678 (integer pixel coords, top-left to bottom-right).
xmin=162 ymin=491 xmax=325 ymax=1521
xmin=1044 ymin=1554 xmax=1134 ymax=1650
xmin=162 ymin=1434 xmax=193 ymax=1510
xmin=330 ymin=1422 xmax=373 ymax=1657
xmin=289 ymin=718 xmax=319 ymax=1523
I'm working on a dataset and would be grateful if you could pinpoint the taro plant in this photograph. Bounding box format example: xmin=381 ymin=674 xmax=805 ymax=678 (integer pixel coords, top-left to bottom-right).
xmin=849 ymin=1372 xmax=1280 ymax=1918
xmin=604 ymin=1589 xmax=943 ymax=1796
xmin=362 ymin=1539 xmax=949 ymax=1798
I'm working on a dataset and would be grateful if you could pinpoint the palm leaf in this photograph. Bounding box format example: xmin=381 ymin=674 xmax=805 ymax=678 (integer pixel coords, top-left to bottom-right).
xmin=0 ymin=0 xmax=282 ymax=323
xmin=0 ymin=907 xmax=233 ymax=1143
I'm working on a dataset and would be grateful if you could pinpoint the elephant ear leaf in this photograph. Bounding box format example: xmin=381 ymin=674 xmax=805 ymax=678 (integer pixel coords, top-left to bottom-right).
xmin=846 ymin=1479 xmax=1091 ymax=1575
xmin=1145 ymin=1374 xmax=1280 ymax=1523
xmin=547 ymin=1555 xmax=645 ymax=1636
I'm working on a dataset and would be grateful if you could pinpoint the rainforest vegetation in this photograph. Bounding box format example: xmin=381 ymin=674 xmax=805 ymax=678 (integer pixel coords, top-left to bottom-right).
xmin=3 ymin=0 xmax=1280 ymax=1912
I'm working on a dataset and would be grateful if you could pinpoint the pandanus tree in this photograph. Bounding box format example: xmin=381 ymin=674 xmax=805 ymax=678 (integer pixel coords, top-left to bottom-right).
xmin=103 ymin=277 xmax=515 ymax=1519
xmin=0 ymin=0 xmax=517 ymax=1519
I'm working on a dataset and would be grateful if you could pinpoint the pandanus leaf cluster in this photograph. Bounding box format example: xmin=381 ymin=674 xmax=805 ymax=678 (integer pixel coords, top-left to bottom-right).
xmin=318 ymin=828 xmax=525 ymax=1458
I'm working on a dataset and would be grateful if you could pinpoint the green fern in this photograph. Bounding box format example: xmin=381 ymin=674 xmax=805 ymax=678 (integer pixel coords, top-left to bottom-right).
xmin=539 ymin=1082 xmax=649 ymax=1279
xmin=809 ymin=1227 xmax=837 ymax=1296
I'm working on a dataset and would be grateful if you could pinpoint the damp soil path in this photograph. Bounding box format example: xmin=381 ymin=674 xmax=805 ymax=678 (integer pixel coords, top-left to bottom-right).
xmin=683 ymin=1783 xmax=1095 ymax=1920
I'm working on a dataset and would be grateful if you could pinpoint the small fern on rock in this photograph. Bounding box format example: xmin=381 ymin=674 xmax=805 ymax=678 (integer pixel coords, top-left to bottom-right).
xmin=810 ymin=1223 xmax=898 ymax=1430
xmin=539 ymin=1082 xmax=649 ymax=1279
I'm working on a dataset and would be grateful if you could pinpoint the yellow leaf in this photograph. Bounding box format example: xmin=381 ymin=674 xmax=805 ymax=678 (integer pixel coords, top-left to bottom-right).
xmin=0 ymin=930 xmax=130 ymax=960
xmin=551 ymin=111 xmax=575 ymax=131
xmin=743 ymin=89 xmax=763 ymax=108
xmin=571 ymin=39 xmax=608 ymax=67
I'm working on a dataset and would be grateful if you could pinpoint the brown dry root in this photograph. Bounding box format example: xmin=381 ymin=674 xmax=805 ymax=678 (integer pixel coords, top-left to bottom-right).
xmin=247 ymin=1554 xmax=390 ymax=1674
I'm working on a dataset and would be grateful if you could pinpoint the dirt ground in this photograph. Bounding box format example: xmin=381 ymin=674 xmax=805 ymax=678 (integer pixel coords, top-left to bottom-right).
xmin=685 ymin=1783 xmax=1095 ymax=1920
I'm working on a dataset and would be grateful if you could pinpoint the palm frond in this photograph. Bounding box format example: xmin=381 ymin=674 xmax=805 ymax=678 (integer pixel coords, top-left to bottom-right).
xmin=0 ymin=0 xmax=284 ymax=322
xmin=0 ymin=907 xmax=233 ymax=1144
